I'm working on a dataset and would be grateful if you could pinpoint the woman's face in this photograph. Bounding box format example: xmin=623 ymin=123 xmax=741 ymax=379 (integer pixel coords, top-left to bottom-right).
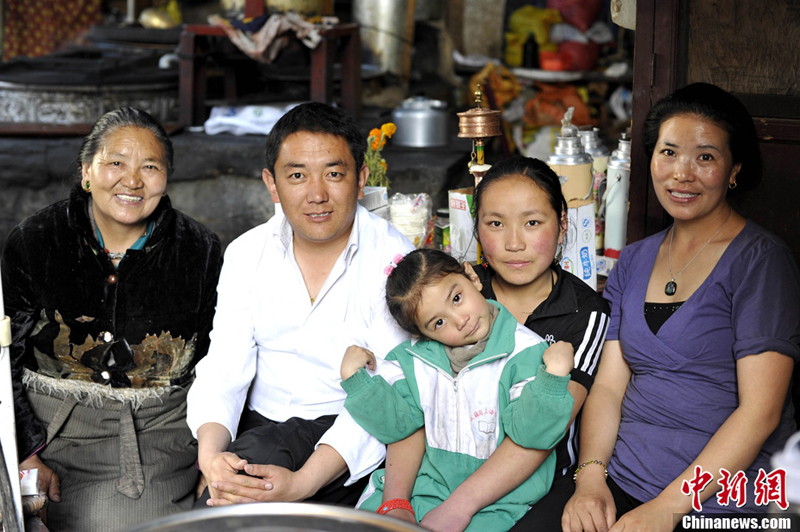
xmin=650 ymin=114 xmax=741 ymax=223
xmin=477 ymin=174 xmax=565 ymax=288
xmin=81 ymin=126 xmax=167 ymax=233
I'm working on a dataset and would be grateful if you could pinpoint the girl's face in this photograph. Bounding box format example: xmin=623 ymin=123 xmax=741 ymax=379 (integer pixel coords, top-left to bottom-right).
xmin=477 ymin=174 xmax=566 ymax=288
xmin=650 ymin=114 xmax=740 ymax=223
xmin=415 ymin=273 xmax=492 ymax=347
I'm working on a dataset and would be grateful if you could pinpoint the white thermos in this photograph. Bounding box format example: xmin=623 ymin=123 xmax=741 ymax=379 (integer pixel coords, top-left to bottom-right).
xmin=579 ymin=127 xmax=610 ymax=253
xmin=603 ymin=133 xmax=631 ymax=259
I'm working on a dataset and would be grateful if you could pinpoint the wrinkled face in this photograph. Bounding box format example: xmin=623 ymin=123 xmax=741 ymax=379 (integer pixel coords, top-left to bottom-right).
xmin=477 ymin=174 xmax=565 ymax=288
xmin=650 ymin=114 xmax=741 ymax=223
xmin=81 ymin=126 xmax=167 ymax=233
xmin=264 ymin=131 xmax=367 ymax=250
xmin=415 ymin=273 xmax=493 ymax=347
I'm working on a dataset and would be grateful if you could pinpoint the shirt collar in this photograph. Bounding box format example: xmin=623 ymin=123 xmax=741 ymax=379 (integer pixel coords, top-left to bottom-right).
xmin=271 ymin=204 xmax=361 ymax=264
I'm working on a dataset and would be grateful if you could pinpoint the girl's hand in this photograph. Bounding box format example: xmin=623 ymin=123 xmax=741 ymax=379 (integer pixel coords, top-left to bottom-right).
xmin=385 ymin=508 xmax=417 ymax=524
xmin=341 ymin=345 xmax=376 ymax=380
xmin=543 ymin=340 xmax=574 ymax=377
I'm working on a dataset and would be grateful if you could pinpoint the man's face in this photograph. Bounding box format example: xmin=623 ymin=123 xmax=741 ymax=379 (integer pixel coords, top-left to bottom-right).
xmin=263 ymin=131 xmax=368 ymax=251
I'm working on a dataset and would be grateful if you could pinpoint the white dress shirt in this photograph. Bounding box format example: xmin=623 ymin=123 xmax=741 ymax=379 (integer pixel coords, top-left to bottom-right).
xmin=187 ymin=205 xmax=413 ymax=483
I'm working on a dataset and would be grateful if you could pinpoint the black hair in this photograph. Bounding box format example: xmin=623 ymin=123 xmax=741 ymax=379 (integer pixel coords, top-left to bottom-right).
xmin=79 ymin=107 xmax=173 ymax=177
xmin=386 ymin=249 xmax=468 ymax=337
xmin=473 ymin=156 xmax=568 ymax=237
xmin=264 ymin=102 xmax=365 ymax=176
xmin=642 ymin=82 xmax=762 ymax=196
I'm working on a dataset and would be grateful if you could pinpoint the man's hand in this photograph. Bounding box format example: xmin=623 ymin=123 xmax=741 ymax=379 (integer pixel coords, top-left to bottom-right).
xmin=208 ymin=463 xmax=312 ymax=506
xmin=419 ymin=499 xmax=472 ymax=532
xmin=341 ymin=345 xmax=376 ymax=381
xmin=198 ymin=450 xmax=248 ymax=502
xmin=20 ymin=454 xmax=60 ymax=503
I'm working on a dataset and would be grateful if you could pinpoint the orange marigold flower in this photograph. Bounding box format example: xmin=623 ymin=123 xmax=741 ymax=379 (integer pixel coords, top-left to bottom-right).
xmin=381 ymin=123 xmax=397 ymax=138
xmin=370 ymin=137 xmax=380 ymax=151
xmin=380 ymin=160 xmax=388 ymax=170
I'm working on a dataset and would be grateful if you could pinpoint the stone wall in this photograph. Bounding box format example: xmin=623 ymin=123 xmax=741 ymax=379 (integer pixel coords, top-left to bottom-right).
xmin=0 ymin=129 xmax=473 ymax=256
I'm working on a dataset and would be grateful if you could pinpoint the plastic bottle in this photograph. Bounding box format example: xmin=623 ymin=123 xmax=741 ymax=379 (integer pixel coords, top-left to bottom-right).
xmin=522 ymin=33 xmax=540 ymax=69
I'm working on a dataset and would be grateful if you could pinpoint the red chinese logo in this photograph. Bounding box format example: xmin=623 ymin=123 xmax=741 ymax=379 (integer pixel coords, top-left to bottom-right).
xmin=754 ymin=468 xmax=788 ymax=510
xmin=681 ymin=466 xmax=713 ymax=511
xmin=681 ymin=467 xmax=788 ymax=512
xmin=716 ymin=468 xmax=748 ymax=508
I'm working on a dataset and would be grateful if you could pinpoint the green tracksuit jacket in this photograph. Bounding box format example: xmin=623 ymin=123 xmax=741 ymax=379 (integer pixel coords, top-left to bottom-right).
xmin=342 ymin=301 xmax=574 ymax=531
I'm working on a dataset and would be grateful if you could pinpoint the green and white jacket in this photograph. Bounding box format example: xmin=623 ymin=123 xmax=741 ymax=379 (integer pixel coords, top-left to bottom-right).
xmin=342 ymin=301 xmax=574 ymax=530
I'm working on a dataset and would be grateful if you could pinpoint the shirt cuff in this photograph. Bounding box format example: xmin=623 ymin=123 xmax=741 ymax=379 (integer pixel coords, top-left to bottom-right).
xmin=316 ymin=409 xmax=386 ymax=486
xmin=533 ymin=364 xmax=572 ymax=396
xmin=341 ymin=368 xmax=374 ymax=396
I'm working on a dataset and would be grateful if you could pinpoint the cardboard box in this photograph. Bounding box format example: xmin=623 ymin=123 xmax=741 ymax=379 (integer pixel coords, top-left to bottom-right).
xmin=560 ymin=199 xmax=597 ymax=291
xmin=358 ymin=186 xmax=389 ymax=211
xmin=448 ymin=187 xmax=479 ymax=262
xmin=595 ymin=254 xmax=618 ymax=277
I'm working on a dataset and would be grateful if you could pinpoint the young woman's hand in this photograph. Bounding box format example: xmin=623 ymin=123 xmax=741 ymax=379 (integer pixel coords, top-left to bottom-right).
xmin=341 ymin=345 xmax=376 ymax=380
xmin=562 ymin=467 xmax=616 ymax=532
xmin=543 ymin=340 xmax=574 ymax=377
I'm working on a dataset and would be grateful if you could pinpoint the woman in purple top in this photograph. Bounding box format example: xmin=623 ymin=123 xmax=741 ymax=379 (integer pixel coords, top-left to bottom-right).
xmin=562 ymin=83 xmax=800 ymax=531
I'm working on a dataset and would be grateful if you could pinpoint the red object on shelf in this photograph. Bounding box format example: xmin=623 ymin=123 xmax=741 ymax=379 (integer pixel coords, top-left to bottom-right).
xmin=539 ymin=51 xmax=566 ymax=71
xmin=559 ymin=41 xmax=600 ymax=71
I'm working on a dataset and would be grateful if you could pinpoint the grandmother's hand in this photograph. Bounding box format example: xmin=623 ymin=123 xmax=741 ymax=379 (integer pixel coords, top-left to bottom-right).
xmin=20 ymin=454 xmax=60 ymax=503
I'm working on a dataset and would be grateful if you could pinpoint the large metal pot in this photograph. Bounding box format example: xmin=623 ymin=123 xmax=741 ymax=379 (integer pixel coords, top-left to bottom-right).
xmin=122 ymin=502 xmax=423 ymax=532
xmin=391 ymin=97 xmax=450 ymax=148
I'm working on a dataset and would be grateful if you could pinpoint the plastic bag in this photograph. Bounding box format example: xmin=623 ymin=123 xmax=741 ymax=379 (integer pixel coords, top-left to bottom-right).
xmin=547 ymin=0 xmax=602 ymax=33
xmin=389 ymin=193 xmax=433 ymax=248
xmin=523 ymin=83 xmax=593 ymax=127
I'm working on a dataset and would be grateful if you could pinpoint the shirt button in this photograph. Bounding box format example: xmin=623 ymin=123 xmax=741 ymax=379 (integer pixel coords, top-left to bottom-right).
xmin=107 ymin=274 xmax=117 ymax=284
xmin=101 ymin=371 xmax=110 ymax=380
xmin=103 ymin=332 xmax=113 ymax=342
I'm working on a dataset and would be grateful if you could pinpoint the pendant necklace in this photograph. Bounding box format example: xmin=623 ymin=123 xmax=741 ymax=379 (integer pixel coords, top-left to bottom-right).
xmin=665 ymin=207 xmax=732 ymax=296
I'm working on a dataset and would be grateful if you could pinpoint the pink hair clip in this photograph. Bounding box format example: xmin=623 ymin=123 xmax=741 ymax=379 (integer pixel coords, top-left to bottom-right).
xmin=384 ymin=253 xmax=405 ymax=276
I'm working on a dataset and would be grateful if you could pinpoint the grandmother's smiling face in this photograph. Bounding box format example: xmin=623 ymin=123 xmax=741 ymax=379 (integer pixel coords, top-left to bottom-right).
xmin=82 ymin=126 xmax=167 ymax=234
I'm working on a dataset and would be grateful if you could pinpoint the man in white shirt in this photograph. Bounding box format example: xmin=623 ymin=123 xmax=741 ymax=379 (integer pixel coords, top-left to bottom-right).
xmin=186 ymin=102 xmax=413 ymax=506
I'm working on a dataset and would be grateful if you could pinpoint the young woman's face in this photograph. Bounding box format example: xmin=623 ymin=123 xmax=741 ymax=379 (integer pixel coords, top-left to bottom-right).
xmin=477 ymin=174 xmax=565 ymax=288
xmin=415 ymin=273 xmax=492 ymax=347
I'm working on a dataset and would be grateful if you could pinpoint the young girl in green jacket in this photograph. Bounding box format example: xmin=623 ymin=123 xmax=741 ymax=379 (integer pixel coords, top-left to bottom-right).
xmin=340 ymin=248 xmax=574 ymax=531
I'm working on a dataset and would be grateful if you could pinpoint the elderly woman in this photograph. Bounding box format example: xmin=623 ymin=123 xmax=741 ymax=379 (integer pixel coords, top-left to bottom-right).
xmin=562 ymin=83 xmax=800 ymax=531
xmin=2 ymin=108 xmax=223 ymax=531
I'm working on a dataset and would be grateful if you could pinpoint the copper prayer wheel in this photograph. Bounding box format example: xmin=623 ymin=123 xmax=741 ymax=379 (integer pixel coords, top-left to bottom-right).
xmin=457 ymin=86 xmax=502 ymax=139
xmin=457 ymin=107 xmax=502 ymax=139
